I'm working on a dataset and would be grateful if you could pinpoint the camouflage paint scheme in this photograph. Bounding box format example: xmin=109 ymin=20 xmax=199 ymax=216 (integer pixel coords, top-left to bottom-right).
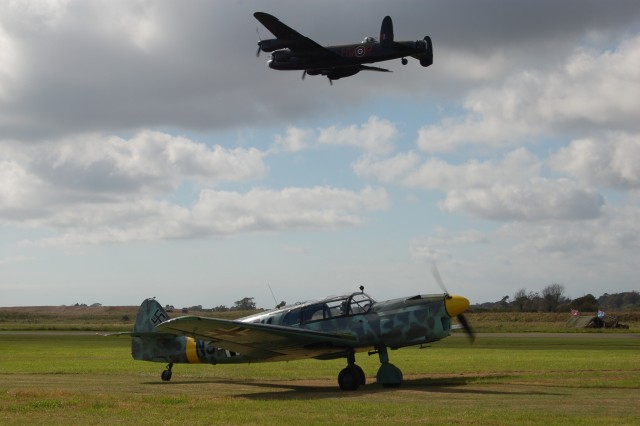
xmin=254 ymin=12 xmax=433 ymax=83
xmin=130 ymin=291 xmax=471 ymax=390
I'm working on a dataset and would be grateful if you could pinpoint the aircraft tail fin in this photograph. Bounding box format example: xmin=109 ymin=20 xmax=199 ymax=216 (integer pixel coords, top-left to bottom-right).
xmin=380 ymin=16 xmax=394 ymax=45
xmin=133 ymin=298 xmax=170 ymax=333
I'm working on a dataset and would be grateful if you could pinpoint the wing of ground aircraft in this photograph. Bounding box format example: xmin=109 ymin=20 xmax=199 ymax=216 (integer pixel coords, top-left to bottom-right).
xmin=155 ymin=316 xmax=357 ymax=360
xmin=254 ymin=12 xmax=341 ymax=59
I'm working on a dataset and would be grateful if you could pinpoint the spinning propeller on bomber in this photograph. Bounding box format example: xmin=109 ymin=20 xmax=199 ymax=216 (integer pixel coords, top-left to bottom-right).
xmin=253 ymin=11 xmax=433 ymax=84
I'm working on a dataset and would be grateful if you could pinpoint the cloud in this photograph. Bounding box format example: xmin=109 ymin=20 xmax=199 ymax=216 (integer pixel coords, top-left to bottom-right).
xmin=410 ymin=229 xmax=489 ymax=260
xmin=501 ymin=203 xmax=640 ymax=257
xmin=1 ymin=129 xmax=388 ymax=245
xmin=271 ymin=116 xmax=398 ymax=155
xmin=403 ymin=148 xmax=541 ymax=190
xmin=417 ymin=35 xmax=640 ymax=152
xmin=271 ymin=127 xmax=315 ymax=153
xmin=317 ymin=116 xmax=398 ymax=155
xmin=440 ymin=179 xmax=605 ymax=221
xmin=1 ymin=131 xmax=266 ymax=211
xmin=31 ymin=186 xmax=389 ymax=246
xmin=2 ymin=1 xmax=640 ymax=141
xmin=550 ymin=133 xmax=640 ymax=190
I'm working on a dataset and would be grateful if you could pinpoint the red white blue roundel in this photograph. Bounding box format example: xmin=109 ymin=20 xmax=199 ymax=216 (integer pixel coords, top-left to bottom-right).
xmin=355 ymin=45 xmax=366 ymax=57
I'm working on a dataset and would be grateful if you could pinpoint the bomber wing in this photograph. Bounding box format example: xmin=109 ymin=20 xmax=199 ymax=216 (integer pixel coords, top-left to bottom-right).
xmin=254 ymin=12 xmax=341 ymax=58
xmin=155 ymin=316 xmax=357 ymax=360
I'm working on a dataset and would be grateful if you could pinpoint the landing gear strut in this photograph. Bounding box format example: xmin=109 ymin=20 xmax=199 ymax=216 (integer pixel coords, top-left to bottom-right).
xmin=337 ymin=350 xmax=366 ymax=391
xmin=375 ymin=346 xmax=403 ymax=388
xmin=161 ymin=363 xmax=173 ymax=381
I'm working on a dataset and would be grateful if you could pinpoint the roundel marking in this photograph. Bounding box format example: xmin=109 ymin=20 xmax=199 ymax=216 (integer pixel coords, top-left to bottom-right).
xmin=355 ymin=45 xmax=366 ymax=57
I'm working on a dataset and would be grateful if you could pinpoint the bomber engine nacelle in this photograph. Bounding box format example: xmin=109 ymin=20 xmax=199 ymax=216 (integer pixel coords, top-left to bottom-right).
xmin=271 ymin=49 xmax=292 ymax=62
xmin=258 ymin=38 xmax=292 ymax=53
xmin=419 ymin=36 xmax=433 ymax=67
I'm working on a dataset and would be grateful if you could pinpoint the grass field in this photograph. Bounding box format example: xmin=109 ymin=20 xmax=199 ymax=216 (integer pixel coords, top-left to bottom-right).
xmin=1 ymin=332 xmax=638 ymax=425
xmin=2 ymin=305 xmax=639 ymax=332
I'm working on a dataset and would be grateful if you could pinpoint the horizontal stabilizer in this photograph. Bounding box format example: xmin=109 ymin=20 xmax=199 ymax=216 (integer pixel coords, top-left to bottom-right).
xmin=360 ymin=65 xmax=391 ymax=73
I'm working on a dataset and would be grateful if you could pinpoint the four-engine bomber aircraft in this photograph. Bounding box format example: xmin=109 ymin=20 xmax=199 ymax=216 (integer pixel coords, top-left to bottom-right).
xmin=128 ymin=287 xmax=473 ymax=391
xmin=254 ymin=12 xmax=433 ymax=84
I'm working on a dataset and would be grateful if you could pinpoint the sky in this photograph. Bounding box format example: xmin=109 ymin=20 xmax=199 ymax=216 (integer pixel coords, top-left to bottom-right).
xmin=1 ymin=0 xmax=640 ymax=309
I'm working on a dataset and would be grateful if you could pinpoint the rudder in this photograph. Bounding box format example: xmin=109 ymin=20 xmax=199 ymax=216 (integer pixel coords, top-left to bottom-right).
xmin=380 ymin=16 xmax=394 ymax=45
xmin=134 ymin=298 xmax=169 ymax=333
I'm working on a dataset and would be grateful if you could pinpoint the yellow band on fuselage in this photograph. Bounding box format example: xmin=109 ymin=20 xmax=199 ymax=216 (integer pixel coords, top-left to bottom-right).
xmin=185 ymin=337 xmax=201 ymax=364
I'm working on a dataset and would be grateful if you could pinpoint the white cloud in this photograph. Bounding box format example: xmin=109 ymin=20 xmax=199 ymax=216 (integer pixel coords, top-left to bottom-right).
xmin=271 ymin=116 xmax=398 ymax=155
xmin=501 ymin=202 xmax=640 ymax=257
xmin=403 ymin=148 xmax=541 ymax=190
xmin=352 ymin=151 xmax=421 ymax=183
xmin=0 ymin=130 xmax=261 ymax=227
xmin=192 ymin=186 xmax=389 ymax=234
xmin=550 ymin=133 xmax=640 ymax=190
xmin=409 ymin=229 xmax=489 ymax=263
xmin=7 ymin=130 xmax=266 ymax=198
xmin=317 ymin=116 xmax=398 ymax=155
xmin=31 ymin=186 xmax=389 ymax=246
xmin=417 ymin=35 xmax=640 ymax=153
xmin=1 ymin=129 xmax=388 ymax=245
xmin=271 ymin=127 xmax=315 ymax=153
xmin=440 ymin=179 xmax=605 ymax=221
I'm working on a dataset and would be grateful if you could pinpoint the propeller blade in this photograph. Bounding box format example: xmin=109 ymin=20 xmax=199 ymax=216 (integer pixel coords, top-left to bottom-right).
xmin=432 ymin=263 xmax=475 ymax=343
xmin=431 ymin=262 xmax=449 ymax=295
xmin=302 ymin=70 xmax=306 ymax=80
xmin=256 ymin=28 xmax=262 ymax=57
xmin=457 ymin=314 xmax=475 ymax=343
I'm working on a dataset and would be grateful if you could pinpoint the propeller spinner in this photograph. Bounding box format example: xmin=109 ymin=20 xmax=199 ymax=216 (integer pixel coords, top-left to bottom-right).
xmin=432 ymin=263 xmax=475 ymax=343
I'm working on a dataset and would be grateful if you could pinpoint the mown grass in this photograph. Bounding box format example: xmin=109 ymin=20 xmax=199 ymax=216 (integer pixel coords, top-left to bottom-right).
xmin=0 ymin=306 xmax=259 ymax=331
xmin=2 ymin=305 xmax=639 ymax=332
xmin=1 ymin=333 xmax=638 ymax=425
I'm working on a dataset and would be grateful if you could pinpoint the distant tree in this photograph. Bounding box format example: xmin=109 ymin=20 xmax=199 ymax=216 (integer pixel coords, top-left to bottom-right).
xmin=622 ymin=291 xmax=640 ymax=309
xmin=513 ymin=288 xmax=529 ymax=312
xmin=233 ymin=297 xmax=256 ymax=311
xmin=499 ymin=295 xmax=510 ymax=308
xmin=569 ymin=294 xmax=598 ymax=312
xmin=598 ymin=292 xmax=640 ymax=311
xmin=542 ymin=283 xmax=566 ymax=312
xmin=211 ymin=305 xmax=229 ymax=312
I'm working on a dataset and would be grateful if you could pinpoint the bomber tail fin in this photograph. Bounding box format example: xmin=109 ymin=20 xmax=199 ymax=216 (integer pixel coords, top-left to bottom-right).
xmin=380 ymin=16 xmax=394 ymax=45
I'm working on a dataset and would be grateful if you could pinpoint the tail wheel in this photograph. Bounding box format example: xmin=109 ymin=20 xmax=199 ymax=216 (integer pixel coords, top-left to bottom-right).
xmin=161 ymin=363 xmax=173 ymax=381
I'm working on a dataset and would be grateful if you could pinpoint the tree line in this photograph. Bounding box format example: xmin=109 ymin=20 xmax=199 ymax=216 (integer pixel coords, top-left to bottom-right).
xmin=473 ymin=284 xmax=640 ymax=313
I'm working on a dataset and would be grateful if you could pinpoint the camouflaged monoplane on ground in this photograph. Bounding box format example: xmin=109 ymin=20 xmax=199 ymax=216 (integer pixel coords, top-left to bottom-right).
xmin=128 ymin=286 xmax=473 ymax=391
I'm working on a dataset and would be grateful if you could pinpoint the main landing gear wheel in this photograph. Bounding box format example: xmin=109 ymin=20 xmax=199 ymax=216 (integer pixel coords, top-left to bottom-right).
xmin=338 ymin=365 xmax=365 ymax=391
xmin=338 ymin=350 xmax=366 ymax=391
xmin=161 ymin=363 xmax=173 ymax=381
xmin=375 ymin=346 xmax=403 ymax=388
xmin=401 ymin=57 xmax=408 ymax=65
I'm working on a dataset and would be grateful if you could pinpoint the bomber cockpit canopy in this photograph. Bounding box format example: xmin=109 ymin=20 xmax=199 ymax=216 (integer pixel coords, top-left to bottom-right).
xmin=362 ymin=36 xmax=377 ymax=43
